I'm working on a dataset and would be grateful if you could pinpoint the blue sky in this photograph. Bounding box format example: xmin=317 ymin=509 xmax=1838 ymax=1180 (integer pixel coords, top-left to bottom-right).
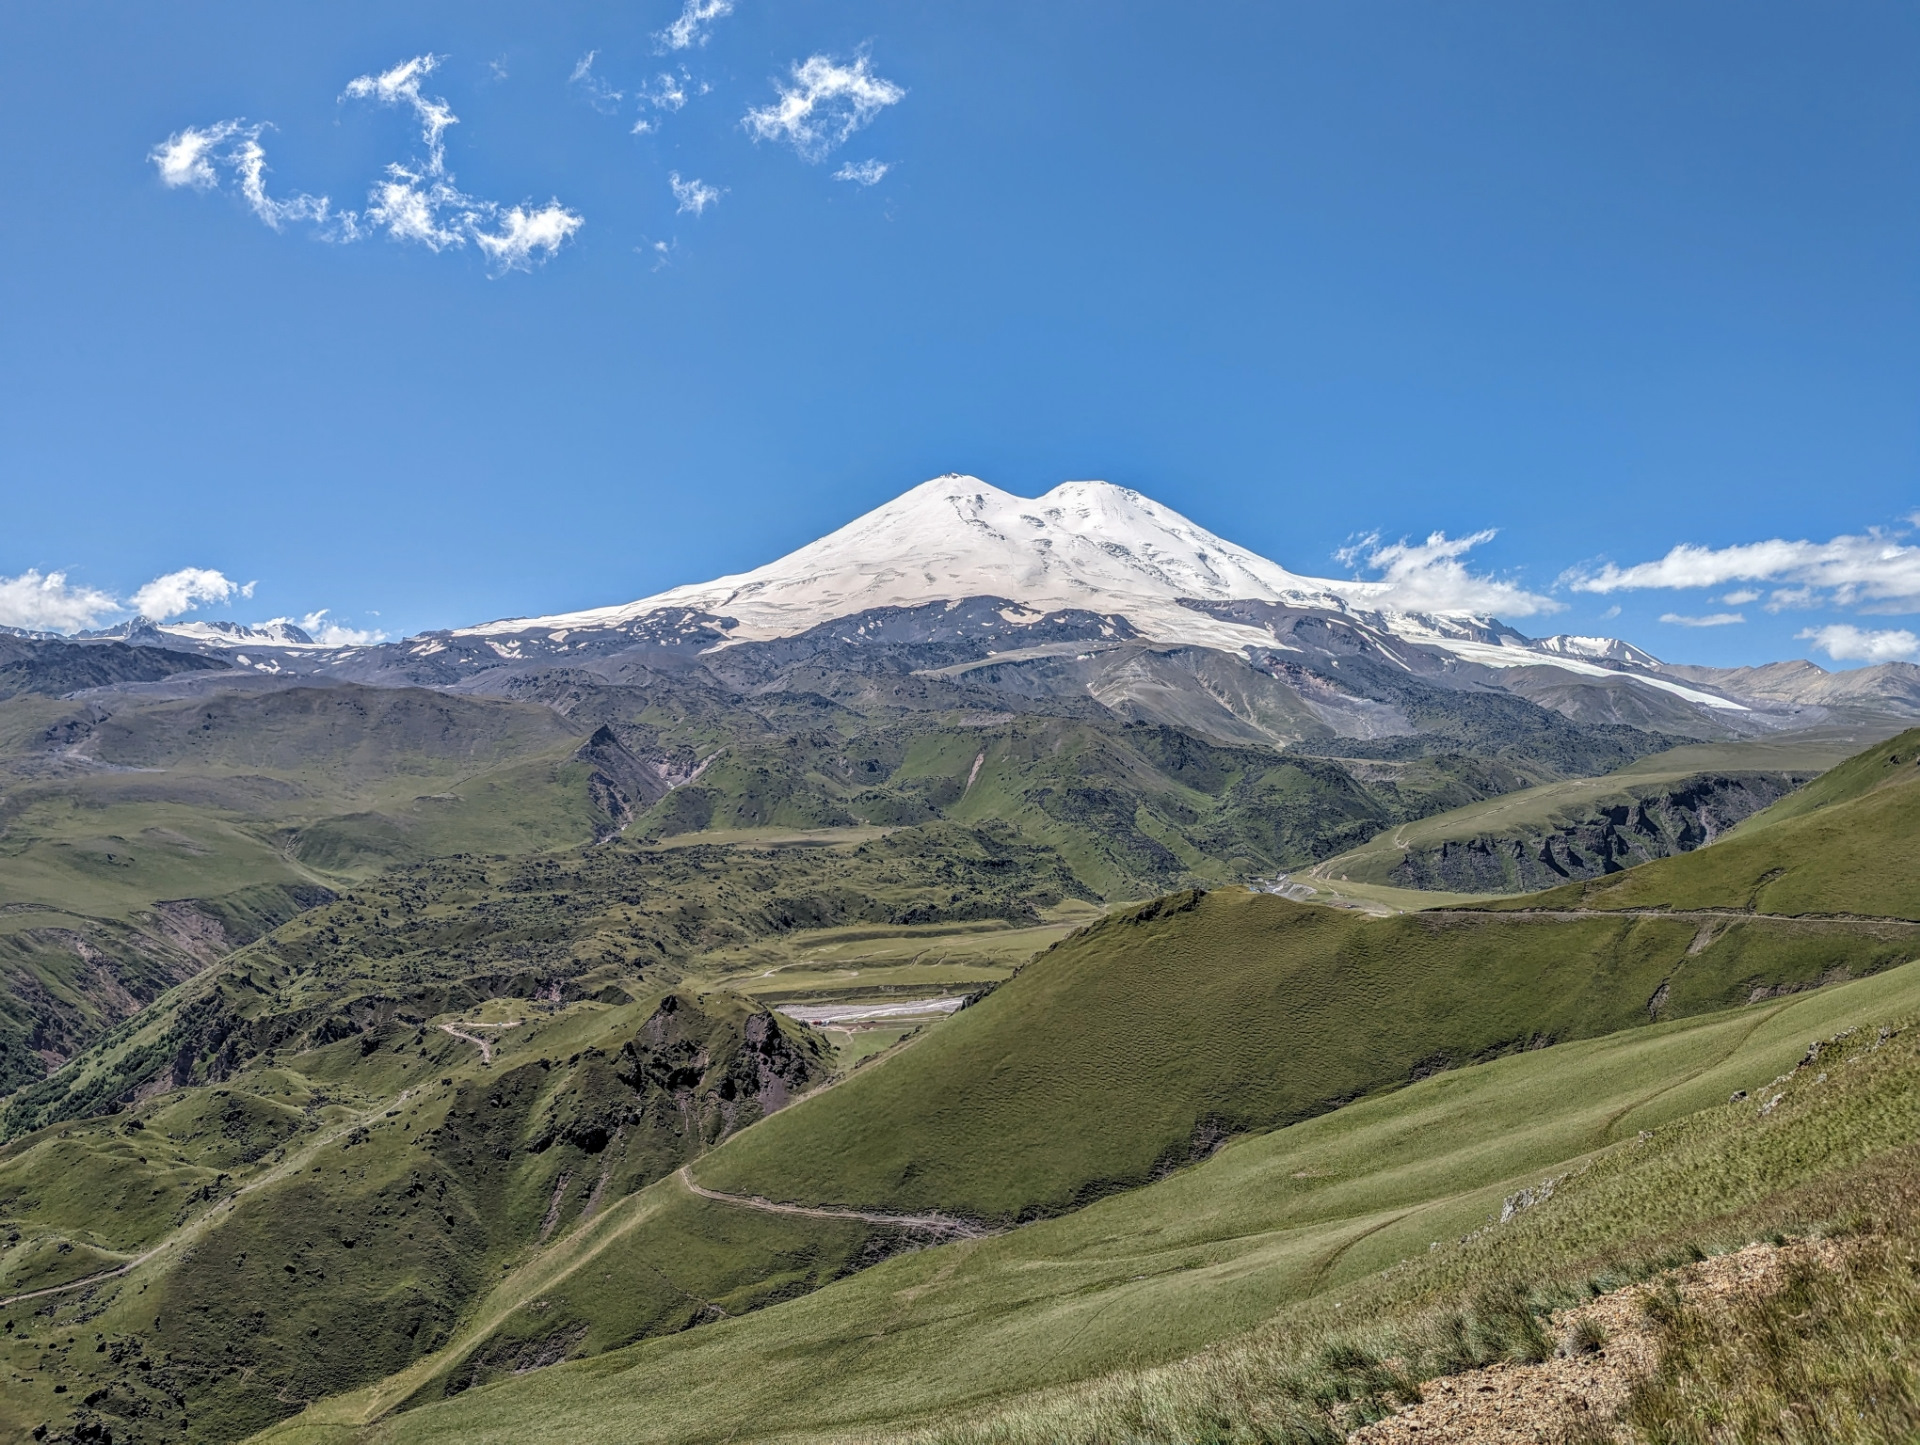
xmin=2 ymin=0 xmax=1916 ymax=666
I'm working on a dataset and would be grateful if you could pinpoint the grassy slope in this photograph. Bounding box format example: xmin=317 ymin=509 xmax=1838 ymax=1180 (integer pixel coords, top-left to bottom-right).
xmin=693 ymin=887 xmax=1916 ymax=1220
xmin=0 ymin=985 xmax=846 ymax=1443
xmin=10 ymin=732 xmax=1916 ymax=1438
xmin=1479 ymin=726 xmax=1920 ymax=918
xmin=640 ymin=714 xmax=1554 ymax=900
xmin=0 ymin=687 xmax=602 ymax=1089
xmin=256 ymin=953 xmax=1920 ymax=1445
xmin=2 ymin=823 xmax=1089 ymax=1136
xmin=1310 ymin=730 xmax=1873 ymax=891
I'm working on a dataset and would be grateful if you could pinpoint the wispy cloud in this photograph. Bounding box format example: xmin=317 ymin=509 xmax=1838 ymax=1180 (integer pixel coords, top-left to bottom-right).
xmin=669 ymin=172 xmax=723 ymax=215
xmin=150 ymin=122 xmax=350 ymax=237
xmin=1337 ymin=530 xmax=1561 ymax=619
xmin=153 ymin=55 xmax=581 ymax=275
xmin=744 ymin=52 xmax=905 ymax=162
xmin=1565 ymin=526 xmax=1920 ymax=612
xmin=131 ymin=568 xmax=253 ymax=620
xmin=1798 ymin=624 xmax=1920 ymax=663
xmin=151 ymin=121 xmax=247 ymax=190
xmin=0 ymin=570 xmax=121 ymax=633
xmin=343 ymin=55 xmax=458 ymax=173
xmin=629 ymin=68 xmax=709 ymax=134
xmin=641 ymin=70 xmax=695 ymax=112
xmin=568 ymin=50 xmax=624 ymax=114
xmin=473 ymin=203 xmax=586 ymax=270
xmin=833 ymin=158 xmax=889 ymax=186
xmin=657 ymin=0 xmax=733 ymax=52
xmin=1659 ymin=611 xmax=1745 ymax=628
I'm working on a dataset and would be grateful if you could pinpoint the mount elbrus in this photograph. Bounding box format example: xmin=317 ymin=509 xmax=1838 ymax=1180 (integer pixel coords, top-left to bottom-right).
xmin=12 ymin=475 xmax=1919 ymax=739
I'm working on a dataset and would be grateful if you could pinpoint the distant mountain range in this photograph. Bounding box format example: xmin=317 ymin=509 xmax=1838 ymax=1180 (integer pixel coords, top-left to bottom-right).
xmin=12 ymin=475 xmax=1920 ymax=740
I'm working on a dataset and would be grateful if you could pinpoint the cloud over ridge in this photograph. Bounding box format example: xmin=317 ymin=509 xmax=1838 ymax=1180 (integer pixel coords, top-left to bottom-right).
xmin=1338 ymin=530 xmax=1561 ymax=619
xmin=1566 ymin=526 xmax=1920 ymax=613
xmin=1797 ymin=624 xmax=1920 ymax=663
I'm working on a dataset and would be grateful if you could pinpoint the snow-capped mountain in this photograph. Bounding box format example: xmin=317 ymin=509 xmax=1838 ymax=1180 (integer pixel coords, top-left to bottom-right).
xmin=460 ymin=475 xmax=1542 ymax=658
xmin=34 ymin=474 xmax=1920 ymax=736
xmin=453 ymin=474 xmax=1749 ymax=710
xmin=463 ymin=476 xmax=1360 ymax=652
xmin=76 ymin=617 xmax=327 ymax=649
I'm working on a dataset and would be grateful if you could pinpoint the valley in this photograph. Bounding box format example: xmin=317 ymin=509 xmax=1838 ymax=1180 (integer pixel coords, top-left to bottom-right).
xmin=3 ymin=478 xmax=1919 ymax=1443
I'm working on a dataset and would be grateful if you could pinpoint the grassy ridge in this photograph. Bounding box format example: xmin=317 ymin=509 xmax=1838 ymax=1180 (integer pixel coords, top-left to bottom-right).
xmin=695 ymin=888 xmax=1918 ymax=1220
xmin=1479 ymin=726 xmax=1920 ymax=918
xmin=1308 ymin=730 xmax=1877 ymax=894
xmin=0 ymin=985 xmax=842 ymax=1442
xmin=252 ymin=956 xmax=1920 ymax=1445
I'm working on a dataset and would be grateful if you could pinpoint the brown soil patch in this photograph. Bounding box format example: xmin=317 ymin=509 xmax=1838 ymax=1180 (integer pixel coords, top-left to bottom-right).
xmin=1348 ymin=1238 xmax=1843 ymax=1444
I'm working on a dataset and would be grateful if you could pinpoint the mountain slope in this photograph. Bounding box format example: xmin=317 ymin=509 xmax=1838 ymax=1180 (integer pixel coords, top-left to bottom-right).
xmin=7 ymin=730 xmax=1920 ymax=1441
xmin=258 ymin=952 xmax=1920 ymax=1445
xmin=692 ymin=888 xmax=1915 ymax=1222
xmin=1478 ymin=725 xmax=1920 ymax=918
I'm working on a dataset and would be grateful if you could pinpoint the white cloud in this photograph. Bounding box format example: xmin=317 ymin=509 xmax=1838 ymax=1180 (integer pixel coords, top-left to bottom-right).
xmin=365 ymin=165 xmax=478 ymax=250
xmin=343 ymin=54 xmax=458 ymax=173
xmin=833 ymin=158 xmax=889 ymax=185
xmin=569 ymin=51 xmax=624 ymax=113
xmin=669 ymin=172 xmax=723 ymax=215
xmin=150 ymin=121 xmax=246 ymax=190
xmin=1721 ymin=589 xmax=1760 ymax=605
xmin=1798 ymin=624 xmax=1920 ymax=663
xmin=1565 ymin=526 xmax=1920 ymax=611
xmin=0 ymin=570 xmax=120 ymax=633
xmin=228 ymin=132 xmax=351 ymax=234
xmin=292 ymin=610 xmax=387 ymax=647
xmin=131 ymin=568 xmax=248 ymax=620
xmin=1338 ymin=530 xmax=1562 ymax=619
xmin=658 ymin=0 xmax=733 ymax=52
xmin=639 ymin=70 xmax=695 ymax=112
xmin=1599 ymin=604 xmax=1621 ymax=620
xmin=156 ymin=55 xmax=581 ymax=274
xmin=1659 ymin=612 xmax=1745 ymax=628
xmin=150 ymin=121 xmax=347 ymax=237
xmin=473 ymin=202 xmax=586 ymax=272
xmin=744 ymin=53 xmax=904 ymax=162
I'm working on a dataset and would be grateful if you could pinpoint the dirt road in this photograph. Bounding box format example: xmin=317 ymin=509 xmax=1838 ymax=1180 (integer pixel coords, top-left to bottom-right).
xmin=678 ymin=1167 xmax=1001 ymax=1241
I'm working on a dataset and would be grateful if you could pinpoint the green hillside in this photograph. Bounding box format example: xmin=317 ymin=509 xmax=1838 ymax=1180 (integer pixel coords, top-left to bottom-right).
xmin=5 ymin=727 xmax=1918 ymax=1443
xmin=247 ymin=952 xmax=1920 ymax=1445
xmin=0 ymin=686 xmax=603 ymax=1092
xmin=1307 ymin=729 xmax=1880 ymax=895
xmin=0 ymin=679 xmax=1635 ymax=1086
xmin=694 ymin=887 xmax=1916 ymax=1220
xmin=1479 ymin=725 xmax=1920 ymax=918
